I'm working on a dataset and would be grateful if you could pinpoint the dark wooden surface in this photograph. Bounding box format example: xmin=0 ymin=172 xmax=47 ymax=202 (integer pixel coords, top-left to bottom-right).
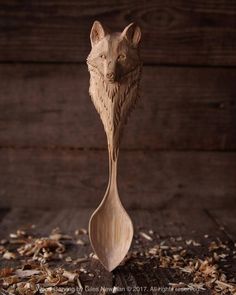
xmin=0 ymin=1 xmax=235 ymax=235
xmin=0 ymin=149 xmax=235 ymax=210
xmin=0 ymin=1 xmax=236 ymax=65
xmin=0 ymin=208 xmax=235 ymax=294
xmin=0 ymin=3 xmax=235 ymax=294
xmin=0 ymin=64 xmax=235 ymax=150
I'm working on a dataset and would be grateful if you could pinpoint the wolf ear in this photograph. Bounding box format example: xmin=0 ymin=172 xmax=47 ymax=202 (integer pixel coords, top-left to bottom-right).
xmin=90 ymin=21 xmax=108 ymax=46
xmin=122 ymin=23 xmax=141 ymax=47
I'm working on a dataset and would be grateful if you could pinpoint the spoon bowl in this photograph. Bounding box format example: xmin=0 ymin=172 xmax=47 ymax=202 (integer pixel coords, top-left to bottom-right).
xmin=89 ymin=180 xmax=133 ymax=271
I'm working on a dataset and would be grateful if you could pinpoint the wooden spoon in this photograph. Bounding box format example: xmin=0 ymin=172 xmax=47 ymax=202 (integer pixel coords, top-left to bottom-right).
xmin=89 ymin=148 xmax=133 ymax=271
xmin=87 ymin=21 xmax=142 ymax=271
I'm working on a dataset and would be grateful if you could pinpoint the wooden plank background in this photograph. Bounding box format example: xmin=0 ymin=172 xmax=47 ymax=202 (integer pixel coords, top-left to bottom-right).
xmin=0 ymin=149 xmax=235 ymax=209
xmin=0 ymin=0 xmax=236 ymax=65
xmin=0 ymin=0 xmax=235 ymax=209
xmin=0 ymin=64 xmax=235 ymax=150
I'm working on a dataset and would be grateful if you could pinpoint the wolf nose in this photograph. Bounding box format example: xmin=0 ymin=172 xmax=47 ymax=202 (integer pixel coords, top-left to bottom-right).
xmin=106 ymin=72 xmax=115 ymax=80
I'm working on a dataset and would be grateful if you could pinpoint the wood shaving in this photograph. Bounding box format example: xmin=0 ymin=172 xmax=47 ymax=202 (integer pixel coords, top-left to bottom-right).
xmin=89 ymin=252 xmax=98 ymax=259
xmin=0 ymin=267 xmax=14 ymax=277
xmin=139 ymin=232 xmax=153 ymax=241
xmin=49 ymin=228 xmax=72 ymax=241
xmin=15 ymin=269 xmax=41 ymax=278
xmin=75 ymin=228 xmax=87 ymax=236
xmin=0 ymin=226 xmax=235 ymax=294
xmin=76 ymin=239 xmax=85 ymax=245
xmin=2 ymin=275 xmax=20 ymax=287
xmin=0 ymin=245 xmax=6 ymax=254
xmin=18 ymin=238 xmax=65 ymax=261
xmin=73 ymin=257 xmax=89 ymax=264
xmin=185 ymin=239 xmax=201 ymax=246
xmin=65 ymin=256 xmax=72 ymax=262
xmin=62 ymin=270 xmax=78 ymax=282
xmin=3 ymin=251 xmax=16 ymax=260
xmin=0 ymin=239 xmax=7 ymax=245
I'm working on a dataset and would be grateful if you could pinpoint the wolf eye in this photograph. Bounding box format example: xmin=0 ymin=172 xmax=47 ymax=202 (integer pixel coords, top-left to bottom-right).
xmin=118 ymin=54 xmax=126 ymax=61
xmin=99 ymin=54 xmax=106 ymax=59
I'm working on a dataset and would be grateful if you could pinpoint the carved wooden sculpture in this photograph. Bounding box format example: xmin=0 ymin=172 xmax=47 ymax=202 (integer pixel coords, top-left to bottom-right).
xmin=87 ymin=21 xmax=142 ymax=271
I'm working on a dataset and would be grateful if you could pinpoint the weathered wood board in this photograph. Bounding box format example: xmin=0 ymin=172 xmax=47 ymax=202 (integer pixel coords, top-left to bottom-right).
xmin=0 ymin=64 xmax=235 ymax=150
xmin=0 ymin=0 xmax=235 ymax=248
xmin=0 ymin=149 xmax=235 ymax=209
xmin=0 ymin=208 xmax=235 ymax=294
xmin=0 ymin=1 xmax=236 ymax=65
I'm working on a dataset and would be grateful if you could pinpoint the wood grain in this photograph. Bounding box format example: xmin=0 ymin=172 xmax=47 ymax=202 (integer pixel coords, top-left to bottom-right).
xmin=0 ymin=149 xmax=235 ymax=209
xmin=114 ymin=209 xmax=229 ymax=295
xmin=0 ymin=64 xmax=235 ymax=150
xmin=87 ymin=22 xmax=142 ymax=272
xmin=208 ymin=209 xmax=236 ymax=242
xmin=0 ymin=208 xmax=235 ymax=294
xmin=0 ymin=1 xmax=236 ymax=65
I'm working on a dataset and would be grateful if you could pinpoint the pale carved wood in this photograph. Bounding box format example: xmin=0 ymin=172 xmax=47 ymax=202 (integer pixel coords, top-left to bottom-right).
xmin=87 ymin=21 xmax=142 ymax=271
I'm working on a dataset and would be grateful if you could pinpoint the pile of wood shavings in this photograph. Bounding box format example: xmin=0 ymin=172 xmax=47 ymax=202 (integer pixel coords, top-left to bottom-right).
xmin=131 ymin=232 xmax=236 ymax=294
xmin=0 ymin=227 xmax=235 ymax=294
xmin=0 ymin=227 xmax=87 ymax=294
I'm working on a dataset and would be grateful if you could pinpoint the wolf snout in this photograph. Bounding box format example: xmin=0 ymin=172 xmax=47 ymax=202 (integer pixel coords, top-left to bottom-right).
xmin=106 ymin=72 xmax=115 ymax=82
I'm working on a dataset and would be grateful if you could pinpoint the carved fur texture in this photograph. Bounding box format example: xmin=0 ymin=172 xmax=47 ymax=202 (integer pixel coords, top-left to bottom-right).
xmin=87 ymin=21 xmax=142 ymax=160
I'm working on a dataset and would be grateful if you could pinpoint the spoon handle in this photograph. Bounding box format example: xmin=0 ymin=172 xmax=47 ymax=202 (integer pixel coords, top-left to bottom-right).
xmin=106 ymin=144 xmax=119 ymax=199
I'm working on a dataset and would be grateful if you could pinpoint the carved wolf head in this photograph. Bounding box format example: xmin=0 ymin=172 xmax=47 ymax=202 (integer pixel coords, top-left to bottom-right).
xmin=87 ymin=21 xmax=141 ymax=83
xmin=87 ymin=22 xmax=142 ymax=160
